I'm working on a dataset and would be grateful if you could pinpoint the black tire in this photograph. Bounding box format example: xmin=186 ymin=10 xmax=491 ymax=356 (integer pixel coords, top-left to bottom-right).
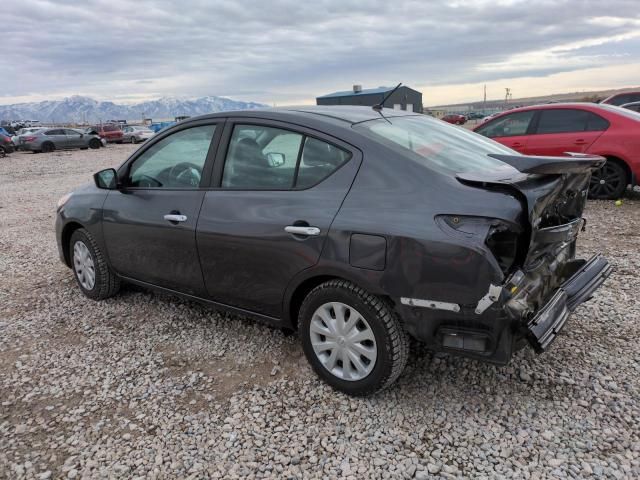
xmin=89 ymin=138 xmax=101 ymax=149
xmin=299 ymin=280 xmax=409 ymax=396
xmin=69 ymin=228 xmax=120 ymax=300
xmin=41 ymin=142 xmax=55 ymax=153
xmin=589 ymin=159 xmax=628 ymax=200
xmin=130 ymin=136 xmax=137 ymax=144
xmin=0 ymin=146 xmax=5 ymax=158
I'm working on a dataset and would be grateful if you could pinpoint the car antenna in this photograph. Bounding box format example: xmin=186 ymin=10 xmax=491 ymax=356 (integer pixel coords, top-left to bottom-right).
xmin=372 ymin=83 xmax=402 ymax=123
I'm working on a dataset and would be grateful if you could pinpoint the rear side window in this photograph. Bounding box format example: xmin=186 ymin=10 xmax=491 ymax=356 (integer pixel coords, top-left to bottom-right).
xmin=536 ymin=109 xmax=589 ymax=134
xmin=221 ymin=124 xmax=350 ymax=189
xmin=476 ymin=111 xmax=535 ymax=138
xmin=103 ymin=125 xmax=119 ymax=132
xmin=45 ymin=129 xmax=65 ymax=135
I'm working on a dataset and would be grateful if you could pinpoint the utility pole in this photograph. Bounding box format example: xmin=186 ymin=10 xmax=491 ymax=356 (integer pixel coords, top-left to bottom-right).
xmin=505 ymin=88 xmax=511 ymax=106
xmin=483 ymin=84 xmax=487 ymax=111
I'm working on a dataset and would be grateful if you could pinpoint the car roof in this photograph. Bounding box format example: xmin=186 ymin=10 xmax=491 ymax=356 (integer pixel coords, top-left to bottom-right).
xmin=179 ymin=106 xmax=419 ymax=128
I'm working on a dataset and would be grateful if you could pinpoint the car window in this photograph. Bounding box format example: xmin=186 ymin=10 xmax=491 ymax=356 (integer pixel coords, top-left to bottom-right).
xmin=355 ymin=115 xmax=516 ymax=175
xmin=475 ymin=111 xmax=535 ymax=138
xmin=536 ymin=109 xmax=590 ymax=134
xmin=45 ymin=129 xmax=65 ymax=135
xmin=128 ymin=125 xmax=216 ymax=188
xmin=222 ymin=125 xmax=303 ymax=189
xmin=585 ymin=113 xmax=609 ymax=132
xmin=296 ymin=137 xmax=351 ymax=189
xmin=64 ymin=129 xmax=81 ymax=136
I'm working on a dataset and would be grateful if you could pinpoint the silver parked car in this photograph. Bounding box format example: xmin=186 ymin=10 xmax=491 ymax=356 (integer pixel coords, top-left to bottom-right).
xmin=22 ymin=128 xmax=106 ymax=153
xmin=122 ymin=125 xmax=154 ymax=144
xmin=11 ymin=127 xmax=46 ymax=150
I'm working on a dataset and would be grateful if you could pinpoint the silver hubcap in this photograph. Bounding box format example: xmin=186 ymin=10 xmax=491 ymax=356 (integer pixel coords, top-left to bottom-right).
xmin=73 ymin=241 xmax=95 ymax=290
xmin=309 ymin=302 xmax=377 ymax=381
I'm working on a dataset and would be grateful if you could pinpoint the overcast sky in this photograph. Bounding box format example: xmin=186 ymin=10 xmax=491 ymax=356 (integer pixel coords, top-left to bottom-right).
xmin=3 ymin=0 xmax=639 ymax=106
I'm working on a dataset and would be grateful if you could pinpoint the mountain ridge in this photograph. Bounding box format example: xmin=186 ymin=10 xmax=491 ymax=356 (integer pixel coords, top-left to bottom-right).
xmin=0 ymin=95 xmax=267 ymax=123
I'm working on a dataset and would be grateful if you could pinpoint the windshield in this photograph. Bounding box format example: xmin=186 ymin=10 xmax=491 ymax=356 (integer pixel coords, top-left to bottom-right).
xmin=354 ymin=115 xmax=517 ymax=174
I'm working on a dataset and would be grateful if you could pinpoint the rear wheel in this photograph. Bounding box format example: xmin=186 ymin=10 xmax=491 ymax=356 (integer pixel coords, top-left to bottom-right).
xmin=130 ymin=136 xmax=137 ymax=144
xmin=0 ymin=146 xmax=5 ymax=158
xmin=299 ymin=280 xmax=409 ymax=396
xmin=70 ymin=228 xmax=120 ymax=300
xmin=89 ymin=138 xmax=101 ymax=149
xmin=589 ymin=159 xmax=627 ymax=200
xmin=42 ymin=142 xmax=55 ymax=153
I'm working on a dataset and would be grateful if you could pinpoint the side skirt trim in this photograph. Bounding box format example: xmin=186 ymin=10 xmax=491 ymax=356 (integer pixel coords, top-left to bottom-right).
xmin=118 ymin=275 xmax=284 ymax=327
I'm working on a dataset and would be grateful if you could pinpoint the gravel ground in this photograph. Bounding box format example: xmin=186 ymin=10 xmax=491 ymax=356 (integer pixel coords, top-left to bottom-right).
xmin=1 ymin=145 xmax=639 ymax=479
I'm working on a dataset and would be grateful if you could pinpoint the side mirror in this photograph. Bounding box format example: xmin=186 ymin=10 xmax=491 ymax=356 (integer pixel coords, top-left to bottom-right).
xmin=266 ymin=152 xmax=285 ymax=167
xmin=94 ymin=168 xmax=118 ymax=189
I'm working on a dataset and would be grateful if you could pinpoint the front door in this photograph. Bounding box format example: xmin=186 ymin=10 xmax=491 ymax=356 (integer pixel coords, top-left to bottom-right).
xmin=474 ymin=110 xmax=536 ymax=154
xmin=64 ymin=129 xmax=85 ymax=148
xmin=196 ymin=121 xmax=361 ymax=317
xmin=102 ymin=122 xmax=221 ymax=295
xmin=524 ymin=108 xmax=608 ymax=156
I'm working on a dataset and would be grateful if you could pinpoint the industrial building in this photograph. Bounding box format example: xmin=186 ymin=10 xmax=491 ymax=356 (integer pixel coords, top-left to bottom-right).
xmin=316 ymin=85 xmax=423 ymax=113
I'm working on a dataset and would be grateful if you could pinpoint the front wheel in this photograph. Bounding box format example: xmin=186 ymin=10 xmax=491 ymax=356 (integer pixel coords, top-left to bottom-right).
xmin=130 ymin=136 xmax=137 ymax=144
xmin=589 ymin=160 xmax=627 ymax=200
xmin=70 ymin=228 xmax=120 ymax=300
xmin=89 ymin=138 xmax=101 ymax=149
xmin=299 ymin=280 xmax=409 ymax=396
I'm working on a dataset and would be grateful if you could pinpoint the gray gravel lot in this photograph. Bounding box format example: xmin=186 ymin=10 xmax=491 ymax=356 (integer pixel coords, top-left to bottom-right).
xmin=1 ymin=145 xmax=639 ymax=479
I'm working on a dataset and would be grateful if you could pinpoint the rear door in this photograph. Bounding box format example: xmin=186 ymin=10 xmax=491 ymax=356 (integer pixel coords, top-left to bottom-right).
xmin=101 ymin=121 xmax=222 ymax=296
xmin=474 ymin=110 xmax=536 ymax=153
xmin=196 ymin=119 xmax=361 ymax=317
xmin=524 ymin=108 xmax=609 ymax=156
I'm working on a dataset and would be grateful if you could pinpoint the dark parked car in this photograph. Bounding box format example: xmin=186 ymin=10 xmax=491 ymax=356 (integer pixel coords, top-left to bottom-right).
xmin=442 ymin=114 xmax=467 ymax=125
xmin=56 ymin=107 xmax=611 ymax=396
xmin=473 ymin=103 xmax=640 ymax=199
xmin=600 ymin=91 xmax=640 ymax=106
xmin=621 ymin=101 xmax=640 ymax=113
xmin=0 ymin=134 xmax=14 ymax=156
xmin=22 ymin=128 xmax=105 ymax=153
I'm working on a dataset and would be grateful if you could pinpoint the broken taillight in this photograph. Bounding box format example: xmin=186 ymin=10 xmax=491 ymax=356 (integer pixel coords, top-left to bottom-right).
xmin=436 ymin=215 xmax=523 ymax=275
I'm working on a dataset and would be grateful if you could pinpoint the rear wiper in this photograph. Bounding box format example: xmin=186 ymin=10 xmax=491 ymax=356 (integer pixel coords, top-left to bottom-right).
xmin=372 ymin=83 xmax=402 ymax=124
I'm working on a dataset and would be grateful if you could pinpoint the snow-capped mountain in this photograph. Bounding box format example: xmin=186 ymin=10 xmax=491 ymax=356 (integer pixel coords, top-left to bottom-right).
xmin=0 ymin=95 xmax=267 ymax=123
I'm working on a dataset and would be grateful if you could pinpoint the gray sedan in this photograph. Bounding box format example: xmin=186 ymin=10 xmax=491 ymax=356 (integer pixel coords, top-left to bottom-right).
xmin=122 ymin=125 xmax=155 ymax=144
xmin=22 ymin=128 xmax=106 ymax=153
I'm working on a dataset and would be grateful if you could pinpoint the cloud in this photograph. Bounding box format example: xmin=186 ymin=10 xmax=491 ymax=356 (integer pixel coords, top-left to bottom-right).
xmin=2 ymin=0 xmax=639 ymax=105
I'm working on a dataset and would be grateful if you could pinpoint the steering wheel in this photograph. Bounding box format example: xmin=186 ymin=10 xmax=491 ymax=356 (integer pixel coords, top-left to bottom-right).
xmin=169 ymin=162 xmax=202 ymax=187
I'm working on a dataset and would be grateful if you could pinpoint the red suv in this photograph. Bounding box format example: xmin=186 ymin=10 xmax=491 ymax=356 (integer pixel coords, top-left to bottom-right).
xmin=91 ymin=124 xmax=123 ymax=143
xmin=442 ymin=114 xmax=467 ymax=125
xmin=474 ymin=103 xmax=640 ymax=199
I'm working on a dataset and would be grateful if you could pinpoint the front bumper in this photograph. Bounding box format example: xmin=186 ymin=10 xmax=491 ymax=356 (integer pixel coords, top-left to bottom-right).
xmin=527 ymin=254 xmax=612 ymax=352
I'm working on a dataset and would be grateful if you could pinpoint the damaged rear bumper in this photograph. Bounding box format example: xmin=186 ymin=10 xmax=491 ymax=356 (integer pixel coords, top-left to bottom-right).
xmin=527 ymin=254 xmax=612 ymax=352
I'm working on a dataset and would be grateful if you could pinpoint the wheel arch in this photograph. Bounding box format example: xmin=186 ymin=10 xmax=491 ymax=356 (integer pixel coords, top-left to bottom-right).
xmin=283 ymin=269 xmax=392 ymax=330
xmin=61 ymin=221 xmax=85 ymax=267
xmin=604 ymin=155 xmax=633 ymax=186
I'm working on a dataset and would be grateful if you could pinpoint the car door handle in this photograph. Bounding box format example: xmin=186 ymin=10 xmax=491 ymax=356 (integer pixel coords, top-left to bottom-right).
xmin=164 ymin=214 xmax=187 ymax=222
xmin=285 ymin=226 xmax=320 ymax=236
xmin=574 ymin=139 xmax=588 ymax=145
xmin=510 ymin=142 xmax=523 ymax=147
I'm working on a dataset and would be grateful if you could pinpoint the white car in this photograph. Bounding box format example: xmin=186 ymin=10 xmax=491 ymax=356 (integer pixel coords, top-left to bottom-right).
xmin=122 ymin=125 xmax=155 ymax=144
